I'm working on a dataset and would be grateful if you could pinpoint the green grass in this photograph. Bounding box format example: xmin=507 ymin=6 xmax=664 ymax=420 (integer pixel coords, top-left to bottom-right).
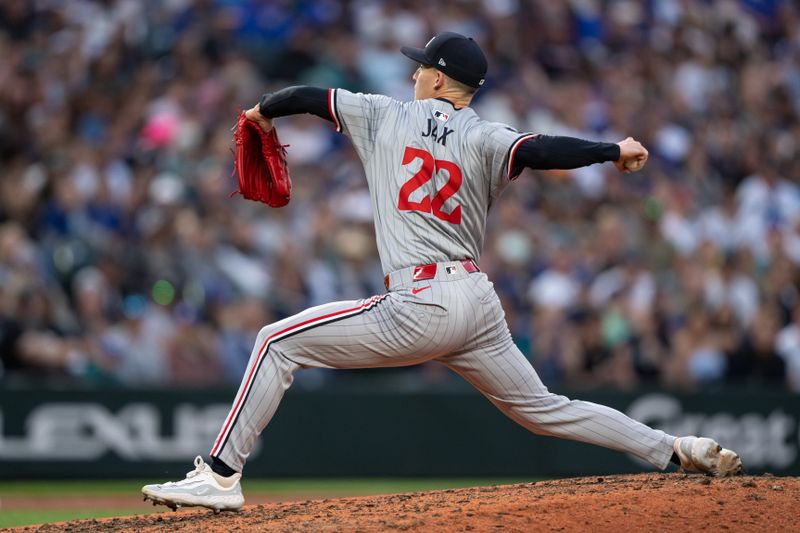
xmin=0 ymin=478 xmax=530 ymax=496
xmin=0 ymin=509 xmax=159 ymax=528
xmin=0 ymin=478 xmax=536 ymax=528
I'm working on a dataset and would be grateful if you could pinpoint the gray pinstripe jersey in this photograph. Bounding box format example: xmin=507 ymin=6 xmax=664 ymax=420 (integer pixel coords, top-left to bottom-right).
xmin=328 ymin=88 xmax=536 ymax=274
xmin=207 ymin=90 xmax=679 ymax=475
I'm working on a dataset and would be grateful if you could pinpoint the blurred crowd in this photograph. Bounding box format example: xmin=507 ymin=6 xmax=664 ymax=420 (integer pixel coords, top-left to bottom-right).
xmin=1 ymin=0 xmax=799 ymax=392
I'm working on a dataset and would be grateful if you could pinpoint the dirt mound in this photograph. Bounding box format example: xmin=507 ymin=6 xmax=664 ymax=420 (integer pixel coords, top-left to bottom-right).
xmin=16 ymin=473 xmax=800 ymax=532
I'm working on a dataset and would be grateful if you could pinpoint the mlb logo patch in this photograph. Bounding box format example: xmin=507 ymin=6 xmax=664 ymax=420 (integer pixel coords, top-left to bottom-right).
xmin=434 ymin=110 xmax=449 ymax=122
xmin=445 ymin=265 xmax=458 ymax=274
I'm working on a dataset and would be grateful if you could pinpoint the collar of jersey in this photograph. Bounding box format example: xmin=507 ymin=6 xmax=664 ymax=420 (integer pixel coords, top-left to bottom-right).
xmin=434 ymin=97 xmax=464 ymax=110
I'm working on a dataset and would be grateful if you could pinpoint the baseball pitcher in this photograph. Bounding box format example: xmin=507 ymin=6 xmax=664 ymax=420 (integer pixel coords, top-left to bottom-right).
xmin=143 ymin=32 xmax=741 ymax=512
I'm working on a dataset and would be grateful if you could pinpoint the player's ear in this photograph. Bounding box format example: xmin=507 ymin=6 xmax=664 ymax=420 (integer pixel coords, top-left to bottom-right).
xmin=434 ymin=71 xmax=445 ymax=90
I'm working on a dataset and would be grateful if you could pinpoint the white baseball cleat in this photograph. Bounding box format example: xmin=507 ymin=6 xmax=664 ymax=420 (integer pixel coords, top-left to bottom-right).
xmin=141 ymin=456 xmax=244 ymax=513
xmin=673 ymin=436 xmax=742 ymax=476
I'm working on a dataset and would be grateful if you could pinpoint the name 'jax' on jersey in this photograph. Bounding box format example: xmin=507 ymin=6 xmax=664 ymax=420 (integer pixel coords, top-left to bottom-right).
xmin=329 ymin=88 xmax=529 ymax=274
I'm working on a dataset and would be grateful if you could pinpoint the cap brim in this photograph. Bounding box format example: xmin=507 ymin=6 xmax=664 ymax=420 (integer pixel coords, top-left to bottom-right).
xmin=400 ymin=46 xmax=430 ymax=65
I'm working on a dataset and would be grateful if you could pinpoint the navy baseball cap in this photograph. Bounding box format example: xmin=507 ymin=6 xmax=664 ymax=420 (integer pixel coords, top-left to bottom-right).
xmin=401 ymin=32 xmax=487 ymax=89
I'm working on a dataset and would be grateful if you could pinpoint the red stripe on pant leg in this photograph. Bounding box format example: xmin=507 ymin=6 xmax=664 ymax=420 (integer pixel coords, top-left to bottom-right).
xmin=211 ymin=295 xmax=383 ymax=456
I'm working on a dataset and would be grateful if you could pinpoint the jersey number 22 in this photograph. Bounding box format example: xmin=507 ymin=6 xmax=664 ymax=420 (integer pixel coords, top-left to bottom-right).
xmin=397 ymin=146 xmax=462 ymax=224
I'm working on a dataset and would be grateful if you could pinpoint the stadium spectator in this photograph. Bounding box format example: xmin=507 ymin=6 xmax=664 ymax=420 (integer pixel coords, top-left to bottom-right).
xmin=0 ymin=0 xmax=799 ymax=392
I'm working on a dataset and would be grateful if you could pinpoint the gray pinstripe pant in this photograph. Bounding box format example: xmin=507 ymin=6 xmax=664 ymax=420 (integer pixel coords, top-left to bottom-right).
xmin=211 ymin=261 xmax=675 ymax=472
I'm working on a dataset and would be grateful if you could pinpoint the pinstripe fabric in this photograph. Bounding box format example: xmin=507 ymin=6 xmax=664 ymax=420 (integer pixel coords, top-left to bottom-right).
xmin=213 ymin=263 xmax=674 ymax=471
xmin=332 ymin=89 xmax=526 ymax=273
xmin=210 ymin=91 xmax=676 ymax=473
xmin=211 ymin=295 xmax=389 ymax=457
xmin=436 ymin=282 xmax=674 ymax=469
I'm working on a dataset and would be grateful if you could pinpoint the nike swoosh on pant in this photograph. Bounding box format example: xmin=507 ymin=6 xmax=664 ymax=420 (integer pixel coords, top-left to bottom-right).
xmin=411 ymin=286 xmax=431 ymax=294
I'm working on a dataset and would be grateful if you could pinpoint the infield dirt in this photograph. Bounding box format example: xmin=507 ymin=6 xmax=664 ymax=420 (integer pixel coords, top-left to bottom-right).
xmin=14 ymin=473 xmax=800 ymax=532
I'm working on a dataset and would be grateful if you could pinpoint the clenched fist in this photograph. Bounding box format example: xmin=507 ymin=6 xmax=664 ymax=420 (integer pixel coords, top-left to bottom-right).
xmin=615 ymin=137 xmax=648 ymax=173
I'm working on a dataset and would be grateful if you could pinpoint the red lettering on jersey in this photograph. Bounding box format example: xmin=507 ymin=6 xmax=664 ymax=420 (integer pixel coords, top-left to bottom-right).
xmin=430 ymin=159 xmax=462 ymax=224
xmin=397 ymin=146 xmax=433 ymax=213
xmin=397 ymin=146 xmax=463 ymax=225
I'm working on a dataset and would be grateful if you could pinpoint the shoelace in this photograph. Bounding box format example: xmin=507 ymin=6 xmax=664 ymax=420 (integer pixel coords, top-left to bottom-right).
xmin=164 ymin=455 xmax=206 ymax=486
xmin=186 ymin=455 xmax=207 ymax=478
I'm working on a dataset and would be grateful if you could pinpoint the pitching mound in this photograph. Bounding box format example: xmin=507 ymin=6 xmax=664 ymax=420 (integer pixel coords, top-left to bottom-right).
xmin=18 ymin=473 xmax=800 ymax=532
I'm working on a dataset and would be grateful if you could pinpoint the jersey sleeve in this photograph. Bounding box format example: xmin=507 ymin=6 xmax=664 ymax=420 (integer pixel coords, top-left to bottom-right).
xmin=480 ymin=123 xmax=538 ymax=198
xmin=328 ymin=88 xmax=397 ymax=161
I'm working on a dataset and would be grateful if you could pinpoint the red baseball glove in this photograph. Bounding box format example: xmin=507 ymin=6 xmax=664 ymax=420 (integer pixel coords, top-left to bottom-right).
xmin=232 ymin=111 xmax=291 ymax=207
